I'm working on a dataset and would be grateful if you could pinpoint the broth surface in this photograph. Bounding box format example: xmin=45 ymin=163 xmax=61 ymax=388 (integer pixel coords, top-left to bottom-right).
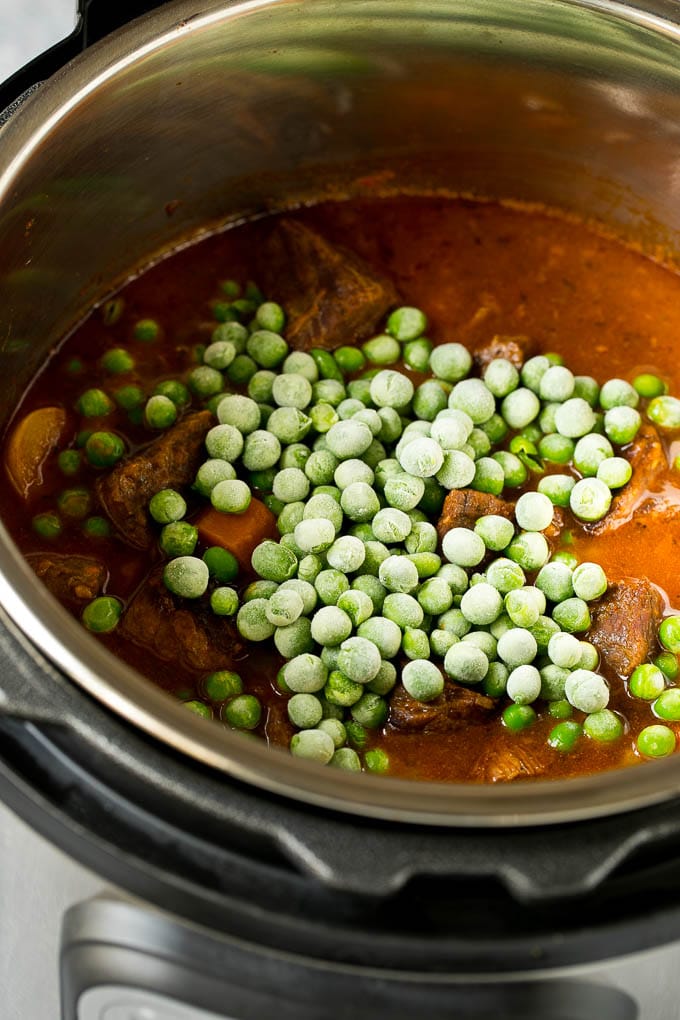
xmin=5 ymin=195 xmax=680 ymax=782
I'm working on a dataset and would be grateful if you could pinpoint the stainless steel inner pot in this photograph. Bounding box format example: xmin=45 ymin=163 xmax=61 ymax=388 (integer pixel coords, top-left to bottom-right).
xmin=2 ymin=0 xmax=680 ymax=826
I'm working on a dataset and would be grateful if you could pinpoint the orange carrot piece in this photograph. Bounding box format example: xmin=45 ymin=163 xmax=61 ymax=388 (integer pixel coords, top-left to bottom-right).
xmin=195 ymin=498 xmax=278 ymax=572
xmin=5 ymin=406 xmax=68 ymax=500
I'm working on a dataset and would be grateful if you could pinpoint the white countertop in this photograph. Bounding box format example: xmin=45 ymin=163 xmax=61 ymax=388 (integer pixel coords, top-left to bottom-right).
xmin=0 ymin=0 xmax=76 ymax=84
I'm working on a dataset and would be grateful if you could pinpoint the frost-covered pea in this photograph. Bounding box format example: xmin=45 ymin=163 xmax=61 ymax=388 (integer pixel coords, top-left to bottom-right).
xmin=449 ymin=378 xmax=495 ymax=424
xmin=474 ymin=514 xmax=515 ymax=552
xmin=251 ymin=540 xmax=297 ymax=582
xmin=402 ymin=627 xmax=430 ymax=660
xmin=573 ymin=433 xmax=613 ymax=476
xmin=492 ymin=451 xmax=527 ymax=489
xmin=539 ymin=365 xmax=574 ymax=403
xmin=267 ymin=407 xmax=312 ymax=444
xmin=280 ymin=444 xmax=310 ymax=472
xmin=309 ymin=403 xmax=339 ymax=434
xmin=216 ymin=394 xmax=260 ymax=433
xmin=211 ymin=479 xmax=252 ymax=514
xmin=362 ymin=541 xmax=390 ymax=576
xmin=370 ymin=369 xmax=414 ymax=409
xmin=398 ymin=437 xmax=445 ymax=478
xmin=647 ymin=395 xmax=680 ymax=430
xmin=444 ymin=643 xmax=489 ymax=683
xmin=436 ymin=450 xmax=477 ymax=490
xmin=352 ymin=575 xmax=387 ymax=613
xmin=324 ymin=670 xmax=363 ymax=707
xmin=314 ymin=569 xmax=350 ymax=606
xmin=571 ymin=562 xmax=607 ymax=601
xmin=504 ymin=587 xmax=543 ymax=628
xmin=367 ymin=660 xmax=398 ymax=696
xmin=603 ymin=406 xmax=641 ymax=445
xmin=205 ymin=424 xmax=244 ymax=463
xmin=430 ymin=629 xmax=458 ymax=657
xmin=163 ymin=556 xmax=209 ymax=599
xmin=271 ymin=373 xmax=313 ymax=410
xmin=242 ymin=430 xmax=281 ymax=471
xmin=194 ymin=459 xmax=236 ymax=497
xmin=283 ymin=350 xmax=318 ymax=382
xmin=374 ymin=458 xmax=402 ymax=490
xmin=405 ymin=521 xmax=438 ymax=554
xmin=539 ymin=433 xmax=574 ymax=465
xmin=149 ymin=489 xmax=186 ymax=525
xmin=325 ymin=420 xmax=373 ymax=460
xmin=471 ymin=457 xmax=505 ymax=496
xmin=330 ymin=747 xmax=362 ymax=770
xmin=236 ymin=597 xmax=276 ymax=641
xmin=565 ymin=669 xmax=609 ymax=712
xmin=506 ymin=532 xmax=550 ymax=571
xmin=387 ymin=305 xmax=428 ymax=341
xmin=490 ymin=612 xmax=513 ymax=639
xmin=310 ymin=606 xmax=353 ymax=646
xmin=304 ymin=450 xmax=338 ymax=486
xmin=599 ymin=378 xmax=639 ymax=410
xmin=442 ymin=527 xmax=486 ymax=567
xmin=540 ymin=664 xmax=570 ymax=701
xmin=515 ymin=491 xmax=554 ymax=532
xmin=521 ymin=355 xmax=550 ymax=392
xmin=482 ymin=661 xmax=509 ymax=698
xmin=317 ymin=718 xmax=347 ymax=748
xmin=312 ymin=378 xmax=346 ymax=406
xmin=417 ymin=578 xmax=454 ymax=616
xmin=290 ymin=728 xmax=335 ymax=763
xmin=431 ymin=410 xmax=474 ymax=450
xmin=336 ymin=589 xmax=374 ymax=627
xmin=379 ymin=555 xmax=420 ymax=594
xmin=334 ymin=459 xmax=374 ymax=490
xmin=340 ymin=482 xmax=380 ymax=522
xmin=429 ymin=342 xmax=472 ymax=382
xmin=279 ymin=579 xmax=317 ymax=616
xmin=353 ymin=408 xmax=382 ymax=436
xmin=287 ymin=693 xmax=323 ymax=729
xmin=337 ymin=398 xmax=366 ymax=420
xmin=272 ymin=468 xmax=310 ymax=504
xmin=552 ymin=597 xmax=591 ymax=633
xmin=573 ymin=375 xmax=600 ymax=407
xmin=529 ymin=614 xmax=560 ymax=652
xmin=304 ymin=492 xmax=343 ymax=530
xmin=357 ymin=616 xmax=402 ymax=658
xmin=535 ymin=561 xmax=574 ymax=603
xmin=583 ymin=709 xmax=624 ymax=743
xmin=507 ymin=664 xmax=541 ymax=705
xmin=402 ymin=660 xmax=445 ymax=702
xmin=537 ymin=473 xmax=575 ymax=507
xmin=403 ymin=337 xmax=432 ymax=372
xmin=248 ymin=370 xmax=276 ymax=404
xmin=372 ymin=507 xmax=412 ymax=543
xmin=460 ymin=583 xmax=503 ymax=626
xmin=501 ymin=388 xmax=540 ymax=430
xmin=497 ymin=627 xmax=538 ymax=668
xmin=554 ymin=397 xmax=596 ymax=438
xmin=376 ymin=406 xmax=403 ymax=443
xmin=462 ymin=630 xmax=497 ymax=659
xmin=384 ymin=472 xmax=426 ymax=510
xmin=413 ymin=380 xmax=448 ymax=421
xmin=578 ymin=641 xmax=600 ymax=671
xmin=294 ymin=518 xmax=336 ymax=554
xmin=438 ymin=607 xmax=471 ymax=637
xmin=265 ymin=589 xmax=304 ymax=626
xmin=384 ymin=592 xmax=425 ymax=629
xmin=437 ymin=563 xmax=470 ymax=595
xmin=485 ymin=557 xmax=526 ymax=593
xmin=597 ymin=457 xmax=632 ymax=489
xmin=484 ymin=358 xmax=519 ymax=398
xmin=326 ymin=535 xmax=366 ymax=573
xmin=338 ymin=636 xmax=382 ymax=684
xmin=569 ymin=477 xmax=612 ymax=522
xmin=548 ymin=632 xmax=582 ymax=669
xmin=203 ymin=339 xmax=236 ymax=371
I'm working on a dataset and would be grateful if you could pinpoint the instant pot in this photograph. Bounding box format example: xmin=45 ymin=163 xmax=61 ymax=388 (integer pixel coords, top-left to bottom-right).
xmin=4 ymin=1 xmax=680 ymax=1017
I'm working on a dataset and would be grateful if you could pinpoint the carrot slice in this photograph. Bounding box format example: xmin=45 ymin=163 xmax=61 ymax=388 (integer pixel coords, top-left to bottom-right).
xmin=5 ymin=406 xmax=68 ymax=500
xmin=195 ymin=498 xmax=278 ymax=572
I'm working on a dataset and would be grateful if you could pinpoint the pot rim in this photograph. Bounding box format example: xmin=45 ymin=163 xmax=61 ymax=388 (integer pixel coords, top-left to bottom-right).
xmin=2 ymin=0 xmax=680 ymax=828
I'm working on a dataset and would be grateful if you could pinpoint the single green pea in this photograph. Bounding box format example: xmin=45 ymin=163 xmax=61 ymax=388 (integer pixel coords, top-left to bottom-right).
xmin=223 ymin=694 xmax=262 ymax=730
xmin=548 ymin=699 xmax=574 ymax=720
xmin=114 ymin=384 xmax=145 ymax=412
xmin=204 ymin=669 xmax=243 ymax=701
xmin=32 ymin=511 xmax=62 ymax=539
xmin=637 ymin=724 xmax=676 ymax=758
xmin=82 ymin=595 xmax=122 ymax=633
xmin=145 ymin=395 xmax=178 ymax=430
xmin=133 ymin=318 xmax=160 ymax=342
xmin=653 ymin=688 xmax=680 ymax=722
xmin=77 ymin=388 xmax=114 ymax=418
xmin=502 ymin=704 xmax=536 ymax=731
xmin=629 ymin=663 xmax=666 ymax=701
xmin=655 ymin=651 xmax=680 ymax=681
xmin=183 ymin=700 xmax=212 ymax=719
xmin=660 ymin=616 xmax=680 ymax=654
xmin=83 ymin=516 xmax=111 ymax=539
xmin=203 ymin=546 xmax=239 ymax=582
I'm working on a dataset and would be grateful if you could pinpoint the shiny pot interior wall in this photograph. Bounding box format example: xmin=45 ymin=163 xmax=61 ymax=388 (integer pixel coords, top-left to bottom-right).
xmin=3 ymin=0 xmax=680 ymax=825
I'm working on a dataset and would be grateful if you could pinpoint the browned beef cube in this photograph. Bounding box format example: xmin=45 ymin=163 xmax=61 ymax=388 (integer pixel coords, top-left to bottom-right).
xmin=588 ymin=423 xmax=667 ymax=536
xmin=472 ymin=744 xmax=545 ymax=783
xmin=96 ymin=411 xmax=212 ymax=550
xmin=437 ymin=489 xmax=515 ymax=541
xmin=120 ymin=567 xmax=244 ymax=673
xmin=589 ymin=576 xmax=664 ymax=678
xmin=260 ymin=219 xmax=398 ymax=350
xmin=27 ymin=553 xmax=107 ymax=605
xmin=389 ymin=681 xmax=495 ymax=733
xmin=474 ymin=334 xmax=532 ymax=371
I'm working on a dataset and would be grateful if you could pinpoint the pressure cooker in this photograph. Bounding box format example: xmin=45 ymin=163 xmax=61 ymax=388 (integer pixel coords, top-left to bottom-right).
xmin=3 ymin=1 xmax=680 ymax=1017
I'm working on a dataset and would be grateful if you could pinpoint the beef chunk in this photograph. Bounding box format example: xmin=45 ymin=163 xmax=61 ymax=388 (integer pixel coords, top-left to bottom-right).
xmin=260 ymin=219 xmax=398 ymax=350
xmin=389 ymin=681 xmax=495 ymax=733
xmin=437 ymin=489 xmax=515 ymax=540
xmin=588 ymin=423 xmax=668 ymax=535
xmin=472 ymin=744 xmax=545 ymax=783
xmin=96 ymin=411 xmax=212 ymax=549
xmin=589 ymin=576 xmax=664 ymax=678
xmin=474 ymin=334 xmax=533 ymax=371
xmin=27 ymin=553 xmax=107 ymax=604
xmin=120 ymin=567 xmax=244 ymax=673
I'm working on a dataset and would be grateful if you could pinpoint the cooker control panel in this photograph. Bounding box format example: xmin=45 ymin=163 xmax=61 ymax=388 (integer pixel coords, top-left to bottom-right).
xmin=78 ymin=986 xmax=233 ymax=1020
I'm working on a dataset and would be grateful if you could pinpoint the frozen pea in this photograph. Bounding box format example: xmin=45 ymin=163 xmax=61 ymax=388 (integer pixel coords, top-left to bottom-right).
xmin=353 ymin=575 xmax=387 ymax=613
xmin=325 ymin=420 xmax=373 ymax=459
xmin=370 ymin=369 xmax=414 ymax=410
xmin=288 ymin=693 xmax=324 ymax=729
xmin=368 ymin=660 xmax=398 ymax=696
xmin=265 ymin=589 xmax=304 ymax=627
xmin=460 ymin=583 xmax=503 ymax=626
xmin=294 ymin=518 xmax=336 ymax=554
xmin=571 ymin=562 xmax=608 ymax=601
xmin=334 ymin=459 xmax=375 ymax=490
xmin=246 ymin=329 xmax=288 ymax=368
xmin=271 ymin=373 xmax=313 ymax=409
xmin=243 ymin=580 xmax=279 ymax=602
xmin=384 ymin=593 xmax=425 ymax=629
xmin=597 ymin=457 xmax=632 ymax=489
xmin=273 ymin=468 xmax=310 ymax=504
xmin=492 ymin=451 xmax=527 ymax=489
xmin=402 ymin=660 xmax=444 ymax=702
xmin=438 ymin=607 xmax=471 ymax=638
xmin=504 ymin=587 xmax=543 ymax=628
xmin=205 ymin=424 xmax=244 ymax=463
xmin=283 ymin=350 xmax=318 ymax=382
xmin=521 ymin=355 xmax=550 ymax=392
xmin=583 ymin=709 xmax=624 ymax=743
xmin=554 ymin=398 xmax=597 ymax=438
xmin=539 ymin=365 xmax=574 ymax=402
xmin=216 ymin=394 xmax=260 ymax=433
xmin=515 ymin=491 xmax=554 ymax=532
xmin=573 ymin=376 xmax=600 ymax=407
xmin=376 ymin=407 xmax=403 ymax=444
xmin=444 ymin=643 xmax=488 ymax=684
xmin=282 ymin=654 xmax=328 ymax=694
xmin=573 ymin=433 xmax=613 ymax=476
xmin=490 ymin=612 xmax=513 ymax=640
xmin=305 ymin=450 xmax=339 ymax=486
xmin=431 ymin=409 xmax=474 ymax=450
xmin=429 ymin=342 xmax=472 ymax=382
xmin=398 ymin=437 xmax=445 ymax=478
xmin=529 ymin=614 xmax=560 ymax=652
xmin=449 ymin=379 xmax=495 ymax=424
xmin=539 ymin=433 xmax=574 ymax=464
xmin=417 ymin=578 xmax=454 ymax=616
xmin=537 ymin=473 xmax=575 ymax=507
xmin=437 ymin=564 xmax=470 ymax=595
xmin=484 ymin=358 xmax=519 ymax=398
xmin=565 ymin=669 xmax=609 ymax=712
xmin=501 ymin=388 xmax=541 ymax=430
xmin=340 ymin=482 xmax=380 ymax=523
xmin=569 ymin=478 xmax=612 ymax=522
xmin=311 ymin=606 xmax=353 ymax=646
xmin=471 ymin=457 xmax=505 ymax=496
xmin=317 ymin=717 xmax=347 ymax=748
xmin=604 ymin=406 xmax=641 ymax=445
xmin=579 ymin=642 xmax=600 ymax=671
xmin=436 ymin=450 xmax=476 ymax=490
xmin=430 ymin=629 xmax=458 ymax=657
xmin=251 ymin=540 xmax=297 ymax=582
xmin=600 ymin=378 xmax=639 ymax=410
xmin=211 ymin=479 xmax=252 ymax=514
xmin=462 ymin=630 xmax=497 ymax=659
xmin=405 ymin=521 xmax=438 ymax=554
xmin=372 ymin=507 xmax=412 ymax=544
xmin=402 ymin=627 xmax=430 ymax=660
xmin=548 ymin=632 xmax=582 ymax=669
xmin=330 ymin=747 xmax=361 ymax=770
xmin=497 ymin=628 xmax=538 ymax=668
xmin=267 ymin=407 xmax=312 ymax=444
xmin=442 ymin=527 xmax=486 ymax=567
xmin=379 ymin=555 xmax=420 ymax=594
xmin=314 ymin=569 xmax=350 ymax=606
xmin=236 ymin=598 xmax=276 ymax=641
xmin=484 ymin=558 xmax=524 ymax=594
xmin=242 ymin=430 xmax=281 ymax=471
xmin=413 ymin=380 xmax=448 ymax=421
xmin=326 ymin=535 xmax=366 ymax=573
xmin=507 ymin=532 xmax=550 ymax=572
xmin=540 ymin=664 xmax=570 ymax=701
xmin=384 ymin=473 xmax=426 ymax=511
xmin=290 ymin=729 xmax=335 ymax=763
xmin=338 ymin=636 xmax=382 ymax=684
xmin=304 ymin=493 xmax=343 ymax=529
xmin=357 ymin=616 xmax=402 ymax=658
xmin=507 ymin=664 xmax=541 ymax=705
xmin=337 ymin=589 xmax=374 ymax=627
xmin=149 ymin=488 xmax=186 ymax=525
xmin=337 ymin=398 xmax=366 ymax=420
xmin=552 ymin=597 xmax=591 ymax=633
xmin=403 ymin=337 xmax=433 ymax=372
xmin=361 ymin=541 xmax=390 ymax=576
xmin=279 ymin=579 xmax=317 ymax=615
xmin=535 ymin=562 xmax=574 ymax=603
